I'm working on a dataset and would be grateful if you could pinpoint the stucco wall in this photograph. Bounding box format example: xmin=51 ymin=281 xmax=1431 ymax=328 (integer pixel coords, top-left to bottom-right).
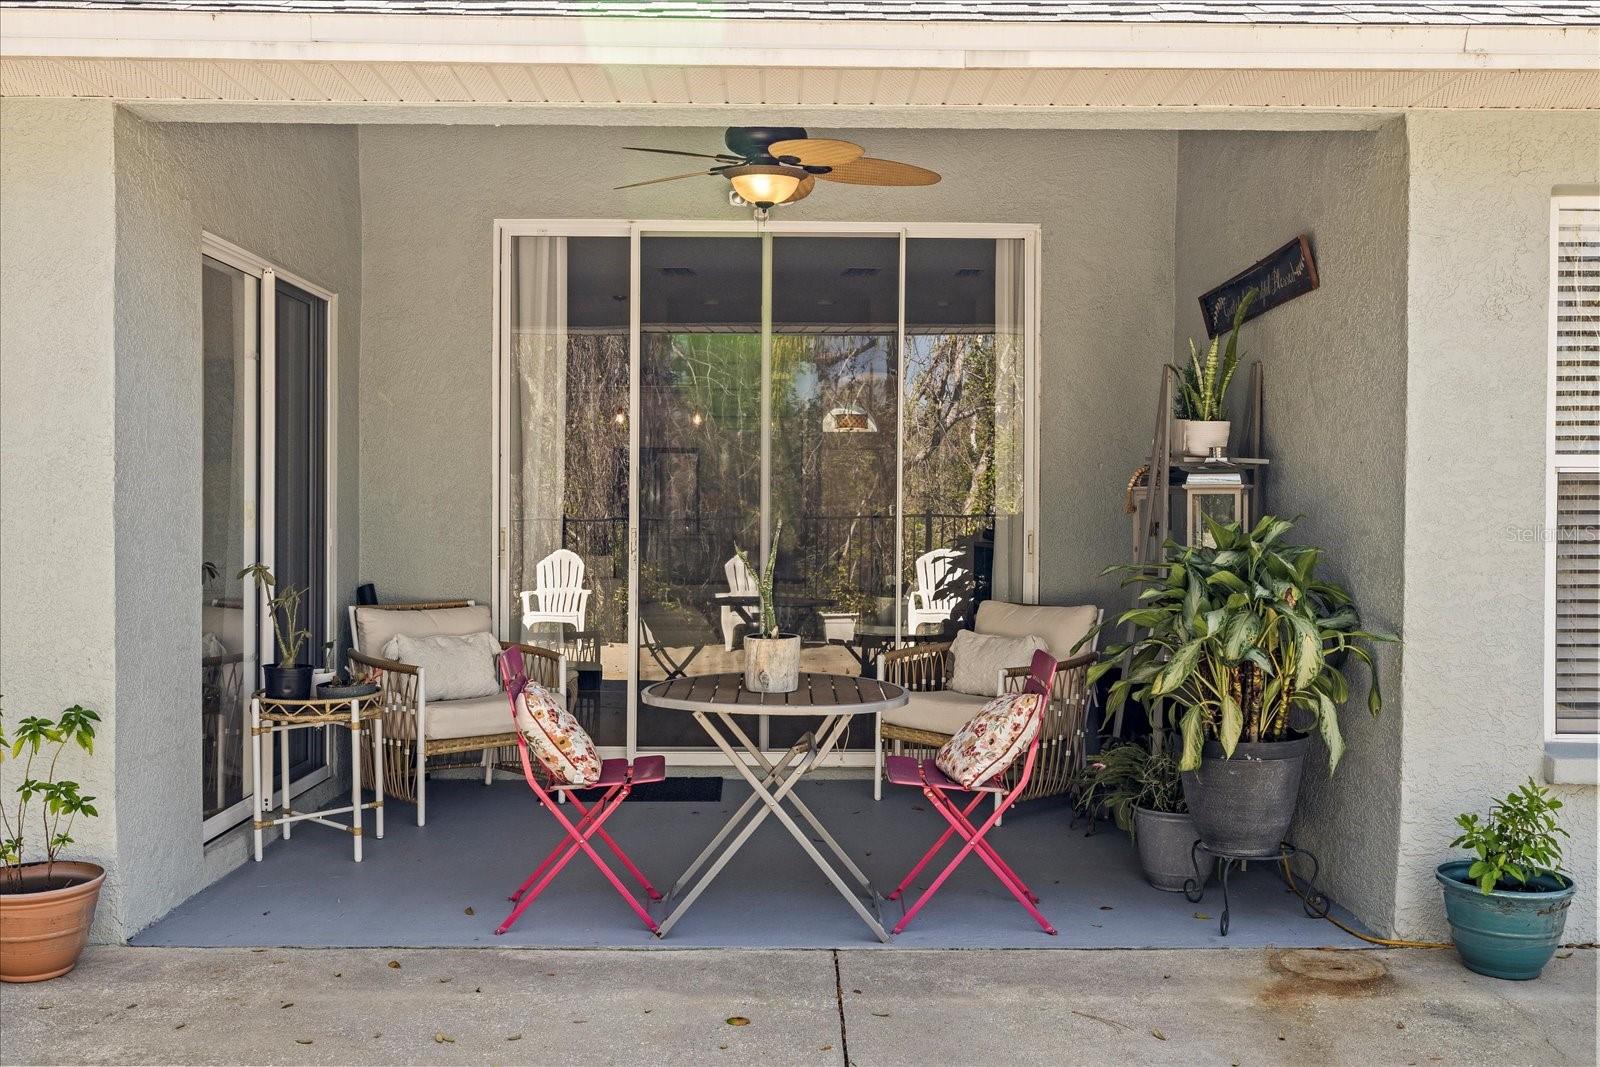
xmin=106 ymin=112 xmax=364 ymax=936
xmin=0 ymin=99 xmax=124 ymax=937
xmin=357 ymin=125 xmax=1178 ymax=614
xmin=1398 ymin=112 xmax=1600 ymax=943
xmin=1173 ymin=125 xmax=1410 ymax=934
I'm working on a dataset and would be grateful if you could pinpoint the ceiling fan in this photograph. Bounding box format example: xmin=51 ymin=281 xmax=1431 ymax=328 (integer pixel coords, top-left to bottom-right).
xmin=616 ymin=127 xmax=940 ymax=216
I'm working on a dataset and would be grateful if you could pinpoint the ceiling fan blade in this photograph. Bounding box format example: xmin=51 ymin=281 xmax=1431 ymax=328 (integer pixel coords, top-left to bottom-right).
xmin=613 ymin=169 xmax=714 ymax=190
xmin=767 ymin=138 xmax=864 ymax=168
xmin=781 ymin=175 xmax=816 ymax=205
xmin=815 ymin=158 xmax=941 ymax=187
xmin=623 ymin=146 xmax=742 ymax=162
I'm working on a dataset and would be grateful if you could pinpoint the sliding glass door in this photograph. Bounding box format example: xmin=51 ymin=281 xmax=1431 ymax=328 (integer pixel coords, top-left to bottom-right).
xmin=201 ymin=239 xmax=335 ymax=839
xmin=498 ymin=222 xmax=1036 ymax=759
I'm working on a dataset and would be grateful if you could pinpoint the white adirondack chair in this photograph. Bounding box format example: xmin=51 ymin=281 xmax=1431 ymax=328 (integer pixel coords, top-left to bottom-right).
xmin=905 ymin=548 xmax=966 ymax=632
xmin=715 ymin=553 xmax=760 ymax=651
xmin=519 ymin=548 xmax=591 ymax=635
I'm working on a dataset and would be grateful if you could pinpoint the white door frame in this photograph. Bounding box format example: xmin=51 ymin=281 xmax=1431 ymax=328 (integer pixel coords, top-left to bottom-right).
xmin=493 ymin=218 xmax=1041 ymax=766
xmin=201 ymin=232 xmax=339 ymax=839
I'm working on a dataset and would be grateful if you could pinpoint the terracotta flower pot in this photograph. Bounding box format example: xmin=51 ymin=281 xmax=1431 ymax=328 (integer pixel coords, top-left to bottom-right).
xmin=0 ymin=861 xmax=105 ymax=983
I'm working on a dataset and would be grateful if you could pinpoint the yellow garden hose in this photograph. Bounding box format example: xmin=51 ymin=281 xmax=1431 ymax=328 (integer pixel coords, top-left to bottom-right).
xmin=1278 ymin=858 xmax=1452 ymax=949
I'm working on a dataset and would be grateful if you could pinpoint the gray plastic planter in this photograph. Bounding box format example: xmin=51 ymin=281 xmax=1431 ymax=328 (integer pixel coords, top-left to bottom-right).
xmin=1132 ymin=807 xmax=1201 ymax=892
xmin=1180 ymin=735 xmax=1309 ymax=857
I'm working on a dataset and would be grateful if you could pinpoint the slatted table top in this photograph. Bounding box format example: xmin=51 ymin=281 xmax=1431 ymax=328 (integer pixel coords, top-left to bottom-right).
xmin=641 ymin=673 xmax=908 ymax=716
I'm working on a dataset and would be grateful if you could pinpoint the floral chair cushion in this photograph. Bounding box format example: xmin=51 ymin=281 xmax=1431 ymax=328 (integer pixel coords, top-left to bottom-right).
xmin=934 ymin=691 xmax=1043 ymax=789
xmin=513 ymin=681 xmax=601 ymax=786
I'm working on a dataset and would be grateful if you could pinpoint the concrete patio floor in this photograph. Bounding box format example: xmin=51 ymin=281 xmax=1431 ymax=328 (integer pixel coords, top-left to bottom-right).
xmin=2 ymin=945 xmax=1594 ymax=1066
xmin=135 ymin=777 xmax=1367 ymax=950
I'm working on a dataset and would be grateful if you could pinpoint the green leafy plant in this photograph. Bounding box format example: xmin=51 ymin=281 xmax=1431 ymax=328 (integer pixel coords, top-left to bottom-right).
xmin=734 ymin=518 xmax=784 ymax=639
xmin=239 ymin=563 xmax=310 ymax=667
xmin=0 ymin=701 xmax=101 ymax=890
xmin=1172 ymin=289 xmax=1256 ymax=422
xmin=1083 ymin=515 xmax=1397 ymax=774
xmin=1073 ymin=741 xmax=1186 ymax=835
xmin=1450 ymin=778 xmax=1569 ymax=895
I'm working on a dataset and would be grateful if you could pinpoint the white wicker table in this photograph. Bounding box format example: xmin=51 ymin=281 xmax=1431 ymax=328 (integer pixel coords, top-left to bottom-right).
xmin=250 ymin=692 xmax=385 ymax=863
xmin=641 ymin=672 xmax=908 ymax=942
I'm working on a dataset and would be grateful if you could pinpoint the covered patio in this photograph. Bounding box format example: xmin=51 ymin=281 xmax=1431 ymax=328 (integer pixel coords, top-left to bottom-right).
xmin=3 ymin=0 xmax=1593 ymax=959
xmin=137 ymin=776 xmax=1361 ymax=950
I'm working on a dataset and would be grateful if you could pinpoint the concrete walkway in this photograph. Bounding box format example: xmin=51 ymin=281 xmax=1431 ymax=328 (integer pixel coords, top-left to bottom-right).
xmin=2 ymin=946 xmax=1594 ymax=1066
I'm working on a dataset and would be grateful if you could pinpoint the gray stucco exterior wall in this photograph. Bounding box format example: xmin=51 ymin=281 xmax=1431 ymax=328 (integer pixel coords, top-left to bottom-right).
xmin=1398 ymin=112 xmax=1599 ymax=944
xmin=0 ymin=99 xmax=123 ymax=937
xmin=108 ymin=113 xmax=364 ymax=937
xmin=0 ymin=101 xmax=363 ymax=940
xmin=1173 ymin=123 xmax=1410 ymax=936
xmin=355 ymin=125 xmax=1179 ymax=615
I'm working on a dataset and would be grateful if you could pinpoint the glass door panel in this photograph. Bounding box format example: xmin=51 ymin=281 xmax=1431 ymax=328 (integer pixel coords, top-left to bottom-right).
xmin=506 ymin=235 xmax=630 ymax=745
xmin=201 ymin=256 xmax=255 ymax=827
xmin=273 ymin=280 xmax=330 ymax=783
xmin=768 ymin=235 xmax=900 ymax=749
xmin=636 ymin=235 xmax=764 ymax=748
xmin=901 ymin=237 xmax=1026 ymax=638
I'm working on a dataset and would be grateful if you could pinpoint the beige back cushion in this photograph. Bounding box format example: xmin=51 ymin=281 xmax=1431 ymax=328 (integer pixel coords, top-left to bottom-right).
xmin=975 ymin=601 xmax=1099 ymax=660
xmin=354 ymin=604 xmax=494 ymax=656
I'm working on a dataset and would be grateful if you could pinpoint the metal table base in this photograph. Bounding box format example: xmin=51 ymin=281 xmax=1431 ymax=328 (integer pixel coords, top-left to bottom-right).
xmin=656 ymin=709 xmax=890 ymax=942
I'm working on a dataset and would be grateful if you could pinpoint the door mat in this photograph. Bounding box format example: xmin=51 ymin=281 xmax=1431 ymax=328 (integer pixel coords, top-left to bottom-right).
xmin=575 ymin=777 xmax=723 ymax=803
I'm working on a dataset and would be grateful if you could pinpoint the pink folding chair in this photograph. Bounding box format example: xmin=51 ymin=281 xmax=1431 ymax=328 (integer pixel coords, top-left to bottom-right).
xmin=884 ymin=647 xmax=1060 ymax=935
xmin=494 ymin=647 xmax=665 ymax=935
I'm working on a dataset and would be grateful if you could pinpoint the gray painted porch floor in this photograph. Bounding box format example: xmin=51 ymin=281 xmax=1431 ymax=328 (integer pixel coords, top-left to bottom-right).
xmin=137 ymin=777 xmax=1367 ymax=949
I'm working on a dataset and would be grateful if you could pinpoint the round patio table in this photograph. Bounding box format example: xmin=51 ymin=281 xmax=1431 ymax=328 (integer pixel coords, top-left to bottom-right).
xmin=641 ymin=672 xmax=907 ymax=942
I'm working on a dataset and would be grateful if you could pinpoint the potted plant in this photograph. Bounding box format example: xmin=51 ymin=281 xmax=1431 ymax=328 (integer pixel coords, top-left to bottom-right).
xmin=736 ymin=520 xmax=800 ymax=694
xmin=1087 ymin=514 xmax=1396 ymax=857
xmin=0 ymin=703 xmax=105 ymax=983
xmin=313 ymin=639 xmax=339 ymax=692
xmin=240 ymin=563 xmax=313 ymax=700
xmin=1437 ymin=778 xmax=1575 ymax=980
xmin=1171 ymin=289 xmax=1255 ymax=457
xmin=1074 ymin=740 xmax=1196 ymax=891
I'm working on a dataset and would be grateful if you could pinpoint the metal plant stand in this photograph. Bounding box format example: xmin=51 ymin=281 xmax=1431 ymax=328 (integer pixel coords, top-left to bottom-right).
xmin=1182 ymin=840 xmax=1329 ymax=936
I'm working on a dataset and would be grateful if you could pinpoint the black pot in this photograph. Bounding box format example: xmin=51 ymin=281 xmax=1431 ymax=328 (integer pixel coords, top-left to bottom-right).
xmin=1180 ymin=735 xmax=1309 ymax=857
xmin=263 ymin=664 xmax=314 ymax=701
xmin=1132 ymin=807 xmax=1203 ymax=892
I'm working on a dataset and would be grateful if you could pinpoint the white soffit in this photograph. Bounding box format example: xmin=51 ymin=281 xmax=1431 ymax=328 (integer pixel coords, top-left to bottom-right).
xmin=1 ymin=9 xmax=1596 ymax=113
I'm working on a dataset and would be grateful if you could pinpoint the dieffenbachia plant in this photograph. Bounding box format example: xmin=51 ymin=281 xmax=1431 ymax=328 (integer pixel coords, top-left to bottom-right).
xmin=1080 ymin=514 xmax=1397 ymax=774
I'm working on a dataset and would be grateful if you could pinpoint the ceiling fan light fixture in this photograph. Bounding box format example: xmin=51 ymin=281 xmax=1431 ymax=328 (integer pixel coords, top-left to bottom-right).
xmin=725 ymin=165 xmax=805 ymax=208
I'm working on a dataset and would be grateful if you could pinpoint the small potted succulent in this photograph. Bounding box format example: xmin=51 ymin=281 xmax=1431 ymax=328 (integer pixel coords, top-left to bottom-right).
xmin=736 ymin=520 xmax=800 ymax=694
xmin=239 ymin=563 xmax=313 ymax=700
xmin=1171 ymin=288 xmax=1255 ymax=457
xmin=0 ymin=703 xmax=105 ymax=983
xmin=1437 ymin=778 xmax=1575 ymax=980
xmin=1075 ymin=740 xmax=1196 ymax=891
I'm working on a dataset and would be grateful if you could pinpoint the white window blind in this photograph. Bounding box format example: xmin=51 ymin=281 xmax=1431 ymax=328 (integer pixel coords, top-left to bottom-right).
xmin=1551 ymin=198 xmax=1600 ymax=737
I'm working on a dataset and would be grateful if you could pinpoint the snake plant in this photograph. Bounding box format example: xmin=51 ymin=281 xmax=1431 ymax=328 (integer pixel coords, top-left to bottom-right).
xmin=1173 ymin=289 xmax=1256 ymax=422
xmin=735 ymin=518 xmax=784 ymax=638
xmin=1079 ymin=514 xmax=1397 ymax=774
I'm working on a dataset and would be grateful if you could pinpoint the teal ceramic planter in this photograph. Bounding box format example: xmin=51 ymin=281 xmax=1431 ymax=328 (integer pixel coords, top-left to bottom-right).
xmin=1436 ymin=860 xmax=1575 ymax=980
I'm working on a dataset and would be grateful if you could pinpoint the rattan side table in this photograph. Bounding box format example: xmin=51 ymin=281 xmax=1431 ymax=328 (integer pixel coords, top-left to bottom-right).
xmin=251 ymin=692 xmax=385 ymax=862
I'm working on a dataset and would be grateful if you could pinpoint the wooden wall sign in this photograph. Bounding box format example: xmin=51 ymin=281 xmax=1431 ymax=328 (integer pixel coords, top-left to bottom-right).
xmin=1199 ymin=234 xmax=1319 ymax=338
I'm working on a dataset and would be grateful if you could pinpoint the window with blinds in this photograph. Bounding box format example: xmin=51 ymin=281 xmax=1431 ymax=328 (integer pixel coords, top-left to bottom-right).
xmin=1551 ymin=197 xmax=1599 ymax=738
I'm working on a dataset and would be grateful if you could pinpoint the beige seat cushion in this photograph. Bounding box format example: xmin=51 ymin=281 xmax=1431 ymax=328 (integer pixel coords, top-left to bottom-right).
xmin=354 ymin=604 xmax=493 ymax=656
xmin=386 ymin=689 xmax=568 ymax=742
xmin=975 ymin=601 xmax=1100 ymax=660
xmin=882 ymin=689 xmax=988 ymax=737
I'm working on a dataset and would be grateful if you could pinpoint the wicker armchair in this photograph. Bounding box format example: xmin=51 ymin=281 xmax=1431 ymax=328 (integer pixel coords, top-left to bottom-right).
xmin=875 ymin=601 xmax=1101 ymax=803
xmin=347 ymin=601 xmax=564 ymax=827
